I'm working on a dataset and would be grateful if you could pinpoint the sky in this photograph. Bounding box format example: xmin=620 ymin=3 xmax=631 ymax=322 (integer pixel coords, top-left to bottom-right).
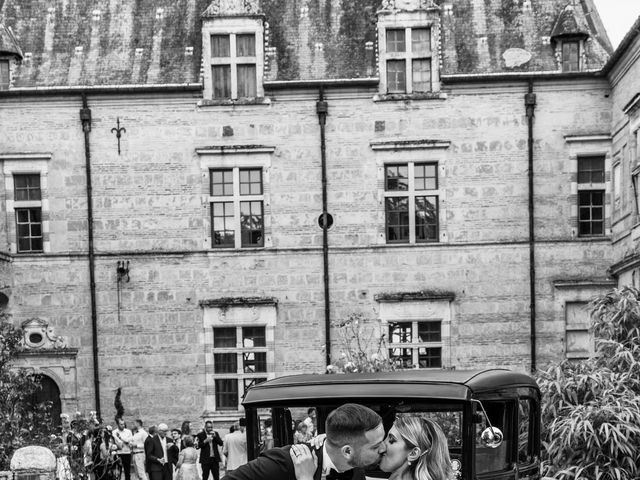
xmin=593 ymin=0 xmax=640 ymax=48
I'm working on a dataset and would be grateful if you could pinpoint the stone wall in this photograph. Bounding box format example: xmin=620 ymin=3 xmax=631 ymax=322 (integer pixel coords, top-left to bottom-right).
xmin=0 ymin=77 xmax=615 ymax=424
xmin=608 ymin=31 xmax=640 ymax=278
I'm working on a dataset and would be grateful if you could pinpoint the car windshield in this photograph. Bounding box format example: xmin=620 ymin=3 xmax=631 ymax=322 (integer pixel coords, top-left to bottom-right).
xmin=249 ymin=401 xmax=464 ymax=478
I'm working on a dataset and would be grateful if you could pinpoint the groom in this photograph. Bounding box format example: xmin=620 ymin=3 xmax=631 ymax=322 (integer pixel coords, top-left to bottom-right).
xmin=221 ymin=403 xmax=386 ymax=480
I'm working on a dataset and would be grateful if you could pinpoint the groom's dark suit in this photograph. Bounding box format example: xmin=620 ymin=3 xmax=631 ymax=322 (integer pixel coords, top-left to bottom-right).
xmin=221 ymin=443 xmax=365 ymax=480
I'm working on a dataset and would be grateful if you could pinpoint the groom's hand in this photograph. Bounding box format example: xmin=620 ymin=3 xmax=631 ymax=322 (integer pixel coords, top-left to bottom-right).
xmin=290 ymin=444 xmax=318 ymax=480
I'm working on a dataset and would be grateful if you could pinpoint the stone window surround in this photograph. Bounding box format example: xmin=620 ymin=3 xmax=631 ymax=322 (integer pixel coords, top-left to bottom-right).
xmin=371 ymin=140 xmax=449 ymax=244
xmin=377 ymin=10 xmax=441 ymax=96
xmin=564 ymin=301 xmax=592 ymax=359
xmin=1 ymin=153 xmax=52 ymax=254
xmin=377 ymin=296 xmax=453 ymax=370
xmin=201 ymin=298 xmax=277 ymax=418
xmin=197 ymin=146 xmax=274 ymax=250
xmin=564 ymin=135 xmax=611 ymax=238
xmin=552 ymin=280 xmax=616 ymax=360
xmin=201 ymin=16 xmax=265 ymax=101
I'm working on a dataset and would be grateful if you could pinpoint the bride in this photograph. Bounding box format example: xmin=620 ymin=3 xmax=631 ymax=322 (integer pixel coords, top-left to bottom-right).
xmin=291 ymin=415 xmax=453 ymax=480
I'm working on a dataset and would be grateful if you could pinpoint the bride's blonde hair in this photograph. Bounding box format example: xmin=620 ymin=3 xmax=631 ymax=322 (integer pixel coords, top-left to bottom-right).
xmin=394 ymin=416 xmax=453 ymax=480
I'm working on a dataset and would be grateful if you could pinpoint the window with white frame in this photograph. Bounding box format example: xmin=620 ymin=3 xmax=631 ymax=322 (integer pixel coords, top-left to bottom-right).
xmin=212 ymin=325 xmax=268 ymax=409
xmin=2 ymin=154 xmax=51 ymax=254
xmin=565 ymin=302 xmax=593 ymax=359
xmin=211 ymin=33 xmax=257 ymax=99
xmin=388 ymin=320 xmax=442 ymax=368
xmin=577 ymin=156 xmax=605 ymax=236
xmin=384 ymin=162 xmax=438 ymax=243
xmin=14 ymin=173 xmax=43 ymax=253
xmin=210 ymin=167 xmax=264 ymax=248
xmin=384 ymin=27 xmax=432 ymax=94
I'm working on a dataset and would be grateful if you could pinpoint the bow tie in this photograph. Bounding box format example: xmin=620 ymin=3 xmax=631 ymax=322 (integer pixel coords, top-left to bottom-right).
xmin=326 ymin=469 xmax=351 ymax=480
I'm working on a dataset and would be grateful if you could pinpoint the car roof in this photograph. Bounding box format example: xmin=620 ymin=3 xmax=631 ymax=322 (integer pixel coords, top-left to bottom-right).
xmin=242 ymin=369 xmax=538 ymax=405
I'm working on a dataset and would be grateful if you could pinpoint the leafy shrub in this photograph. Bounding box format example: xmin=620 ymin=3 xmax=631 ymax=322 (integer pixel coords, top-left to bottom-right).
xmin=537 ymin=286 xmax=640 ymax=480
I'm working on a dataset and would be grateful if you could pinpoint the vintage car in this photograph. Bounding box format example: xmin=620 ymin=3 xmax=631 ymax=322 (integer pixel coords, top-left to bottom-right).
xmin=242 ymin=368 xmax=541 ymax=480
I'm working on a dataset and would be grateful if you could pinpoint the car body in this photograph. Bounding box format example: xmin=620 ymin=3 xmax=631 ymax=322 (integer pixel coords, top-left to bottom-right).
xmin=242 ymin=368 xmax=541 ymax=480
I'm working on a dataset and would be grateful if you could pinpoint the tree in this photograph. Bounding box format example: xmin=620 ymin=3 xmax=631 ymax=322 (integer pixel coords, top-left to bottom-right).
xmin=327 ymin=312 xmax=399 ymax=373
xmin=537 ymin=286 xmax=640 ymax=480
xmin=0 ymin=315 xmax=55 ymax=469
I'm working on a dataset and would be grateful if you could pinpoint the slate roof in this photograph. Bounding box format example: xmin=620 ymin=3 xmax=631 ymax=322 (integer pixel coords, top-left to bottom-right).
xmin=0 ymin=23 xmax=22 ymax=59
xmin=0 ymin=0 xmax=613 ymax=88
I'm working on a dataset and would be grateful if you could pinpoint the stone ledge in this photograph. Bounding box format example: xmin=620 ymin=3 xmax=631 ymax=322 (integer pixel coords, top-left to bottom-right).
xmin=553 ymin=278 xmax=616 ymax=289
xmin=15 ymin=348 xmax=79 ymax=357
xmin=374 ymin=290 xmax=455 ymax=303
xmin=199 ymin=296 xmax=278 ymax=308
xmin=370 ymin=139 xmax=451 ymax=150
xmin=373 ymin=92 xmax=447 ymax=102
xmin=197 ymin=97 xmax=271 ymax=107
xmin=196 ymin=145 xmax=276 ymax=155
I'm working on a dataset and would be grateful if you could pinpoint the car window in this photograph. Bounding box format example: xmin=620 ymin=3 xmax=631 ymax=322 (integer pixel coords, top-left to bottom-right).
xmin=254 ymin=402 xmax=464 ymax=479
xmin=518 ymin=398 xmax=534 ymax=464
xmin=475 ymin=401 xmax=510 ymax=474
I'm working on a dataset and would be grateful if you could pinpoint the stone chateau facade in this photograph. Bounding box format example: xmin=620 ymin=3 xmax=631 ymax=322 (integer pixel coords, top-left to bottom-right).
xmin=0 ymin=0 xmax=639 ymax=427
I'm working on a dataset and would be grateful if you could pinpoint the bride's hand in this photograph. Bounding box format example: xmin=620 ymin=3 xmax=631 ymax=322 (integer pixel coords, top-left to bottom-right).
xmin=290 ymin=444 xmax=317 ymax=480
xmin=309 ymin=433 xmax=326 ymax=450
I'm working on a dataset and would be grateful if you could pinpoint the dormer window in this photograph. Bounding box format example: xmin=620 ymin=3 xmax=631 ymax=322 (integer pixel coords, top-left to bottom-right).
xmin=0 ymin=59 xmax=10 ymax=90
xmin=201 ymin=7 xmax=265 ymax=102
xmin=385 ymin=28 xmax=432 ymax=93
xmin=211 ymin=33 xmax=258 ymax=99
xmin=561 ymin=40 xmax=580 ymax=72
xmin=376 ymin=4 xmax=441 ymax=97
xmin=550 ymin=5 xmax=589 ymax=73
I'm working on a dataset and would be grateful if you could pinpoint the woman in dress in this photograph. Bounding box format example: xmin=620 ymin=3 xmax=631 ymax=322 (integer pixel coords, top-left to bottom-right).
xmin=379 ymin=416 xmax=453 ymax=480
xmin=175 ymin=435 xmax=201 ymax=480
xmin=292 ymin=415 xmax=453 ymax=480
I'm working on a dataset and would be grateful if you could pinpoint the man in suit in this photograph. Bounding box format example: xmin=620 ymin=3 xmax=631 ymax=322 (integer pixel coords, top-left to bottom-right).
xmin=221 ymin=403 xmax=386 ymax=480
xmin=145 ymin=423 xmax=173 ymax=480
xmin=222 ymin=419 xmax=247 ymax=473
xmin=168 ymin=429 xmax=182 ymax=467
xmin=196 ymin=420 xmax=224 ymax=480
xmin=144 ymin=425 xmax=157 ymax=475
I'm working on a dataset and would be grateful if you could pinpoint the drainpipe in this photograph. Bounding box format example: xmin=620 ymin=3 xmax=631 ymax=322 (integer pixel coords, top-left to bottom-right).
xmin=316 ymin=87 xmax=331 ymax=368
xmin=80 ymin=94 xmax=101 ymax=419
xmin=525 ymin=82 xmax=537 ymax=373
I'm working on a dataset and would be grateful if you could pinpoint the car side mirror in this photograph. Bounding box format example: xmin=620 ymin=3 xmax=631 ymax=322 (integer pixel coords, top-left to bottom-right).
xmin=480 ymin=426 xmax=503 ymax=448
xmin=472 ymin=399 xmax=504 ymax=449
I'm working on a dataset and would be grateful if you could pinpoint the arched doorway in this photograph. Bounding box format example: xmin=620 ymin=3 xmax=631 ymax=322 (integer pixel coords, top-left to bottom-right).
xmin=31 ymin=374 xmax=62 ymax=426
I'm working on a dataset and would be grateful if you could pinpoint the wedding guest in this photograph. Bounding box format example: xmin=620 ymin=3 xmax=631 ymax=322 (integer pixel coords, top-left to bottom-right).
xmin=196 ymin=421 xmax=223 ymax=480
xmin=302 ymin=408 xmax=316 ymax=437
xmin=223 ymin=420 xmax=247 ymax=473
xmin=113 ymin=418 xmax=134 ymax=480
xmin=175 ymin=436 xmax=200 ymax=480
xmin=131 ymin=419 xmax=149 ymax=480
xmin=293 ymin=421 xmax=311 ymax=444
xmin=145 ymin=423 xmax=172 ymax=480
